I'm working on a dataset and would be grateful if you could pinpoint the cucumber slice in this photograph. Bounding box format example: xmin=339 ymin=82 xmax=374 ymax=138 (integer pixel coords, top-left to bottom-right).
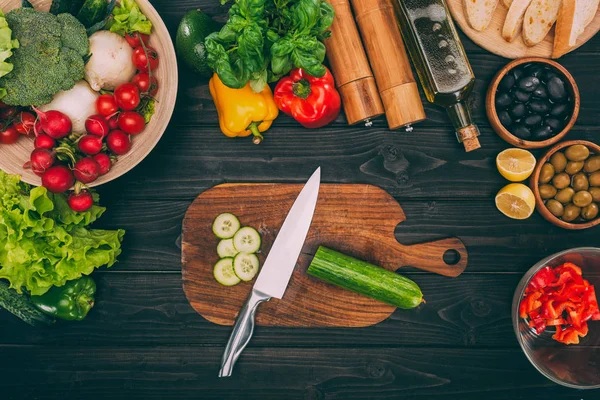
xmin=212 ymin=213 xmax=241 ymax=239
xmin=233 ymin=252 xmax=260 ymax=282
xmin=217 ymin=238 xmax=239 ymax=258
xmin=213 ymin=258 xmax=240 ymax=286
xmin=233 ymin=227 xmax=261 ymax=253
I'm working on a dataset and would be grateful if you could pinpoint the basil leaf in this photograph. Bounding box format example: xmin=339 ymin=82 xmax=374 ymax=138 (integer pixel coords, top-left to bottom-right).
xmin=249 ymin=69 xmax=267 ymax=92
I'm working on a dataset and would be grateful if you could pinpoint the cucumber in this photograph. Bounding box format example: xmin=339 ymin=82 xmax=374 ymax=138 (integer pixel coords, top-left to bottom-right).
xmin=50 ymin=0 xmax=85 ymax=15
xmin=176 ymin=10 xmax=221 ymax=79
xmin=213 ymin=258 xmax=240 ymax=286
xmin=233 ymin=252 xmax=260 ymax=281
xmin=76 ymin=0 xmax=108 ymax=27
xmin=233 ymin=227 xmax=261 ymax=253
xmin=217 ymin=238 xmax=239 ymax=258
xmin=212 ymin=213 xmax=241 ymax=239
xmin=0 ymin=281 xmax=54 ymax=327
xmin=307 ymin=246 xmax=423 ymax=309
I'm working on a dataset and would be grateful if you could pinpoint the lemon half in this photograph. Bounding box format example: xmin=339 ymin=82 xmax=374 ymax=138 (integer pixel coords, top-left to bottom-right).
xmin=495 ymin=183 xmax=536 ymax=220
xmin=496 ymin=148 xmax=536 ymax=182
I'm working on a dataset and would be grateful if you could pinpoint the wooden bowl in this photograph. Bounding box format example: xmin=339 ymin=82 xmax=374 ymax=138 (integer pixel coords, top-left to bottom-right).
xmin=530 ymin=140 xmax=600 ymax=230
xmin=486 ymin=57 xmax=580 ymax=149
xmin=0 ymin=0 xmax=178 ymax=187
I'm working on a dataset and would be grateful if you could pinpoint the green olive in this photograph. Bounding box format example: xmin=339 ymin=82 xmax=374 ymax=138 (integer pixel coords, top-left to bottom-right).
xmin=572 ymin=172 xmax=590 ymax=191
xmin=550 ymin=152 xmax=568 ymax=173
xmin=545 ymin=199 xmax=564 ymax=217
xmin=539 ymin=184 xmax=558 ymax=199
xmin=590 ymin=171 xmax=600 ymax=187
xmin=555 ymin=187 xmax=576 ymax=204
xmin=562 ymin=204 xmax=582 ymax=222
xmin=565 ymin=161 xmax=585 ymax=175
xmin=590 ymin=187 xmax=600 ymax=202
xmin=552 ymin=173 xmax=571 ymax=190
xmin=581 ymin=203 xmax=599 ymax=220
xmin=539 ymin=163 xmax=555 ymax=184
xmin=565 ymin=144 xmax=590 ymax=162
xmin=584 ymin=155 xmax=600 ymax=173
xmin=573 ymin=191 xmax=593 ymax=208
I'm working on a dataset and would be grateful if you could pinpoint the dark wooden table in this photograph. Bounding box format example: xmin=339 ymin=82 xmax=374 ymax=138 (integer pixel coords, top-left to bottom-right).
xmin=2 ymin=1 xmax=600 ymax=399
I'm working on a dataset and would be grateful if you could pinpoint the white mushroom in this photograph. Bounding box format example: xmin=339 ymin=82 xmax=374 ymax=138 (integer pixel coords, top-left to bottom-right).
xmin=40 ymin=80 xmax=99 ymax=133
xmin=85 ymin=30 xmax=137 ymax=91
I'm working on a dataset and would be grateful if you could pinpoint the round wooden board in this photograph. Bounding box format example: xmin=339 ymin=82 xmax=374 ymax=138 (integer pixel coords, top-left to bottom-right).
xmin=447 ymin=0 xmax=600 ymax=59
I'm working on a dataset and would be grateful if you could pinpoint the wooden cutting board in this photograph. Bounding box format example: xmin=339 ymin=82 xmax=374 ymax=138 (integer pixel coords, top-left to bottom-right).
xmin=181 ymin=184 xmax=468 ymax=327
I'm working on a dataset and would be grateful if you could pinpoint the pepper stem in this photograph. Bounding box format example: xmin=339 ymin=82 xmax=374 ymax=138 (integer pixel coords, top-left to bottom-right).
xmin=247 ymin=122 xmax=263 ymax=145
xmin=292 ymin=79 xmax=312 ymax=100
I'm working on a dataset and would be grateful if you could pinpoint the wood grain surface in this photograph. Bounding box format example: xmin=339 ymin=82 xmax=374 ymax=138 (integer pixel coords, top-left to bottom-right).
xmin=447 ymin=0 xmax=600 ymax=59
xmin=182 ymin=184 xmax=467 ymax=327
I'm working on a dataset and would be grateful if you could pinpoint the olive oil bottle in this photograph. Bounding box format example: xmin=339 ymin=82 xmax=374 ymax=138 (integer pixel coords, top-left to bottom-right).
xmin=392 ymin=0 xmax=481 ymax=151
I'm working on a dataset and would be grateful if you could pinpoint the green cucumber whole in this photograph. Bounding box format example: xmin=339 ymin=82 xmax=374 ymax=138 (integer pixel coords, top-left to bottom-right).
xmin=307 ymin=246 xmax=423 ymax=309
xmin=0 ymin=281 xmax=54 ymax=327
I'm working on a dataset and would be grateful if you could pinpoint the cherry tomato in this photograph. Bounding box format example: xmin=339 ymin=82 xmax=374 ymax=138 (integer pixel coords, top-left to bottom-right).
xmin=131 ymin=73 xmax=159 ymax=96
xmin=114 ymin=83 xmax=140 ymax=111
xmin=14 ymin=111 xmax=36 ymax=135
xmin=96 ymin=94 xmax=119 ymax=117
xmin=125 ymin=32 xmax=150 ymax=48
xmin=0 ymin=125 xmax=20 ymax=144
xmin=118 ymin=111 xmax=145 ymax=135
xmin=132 ymin=46 xmax=159 ymax=72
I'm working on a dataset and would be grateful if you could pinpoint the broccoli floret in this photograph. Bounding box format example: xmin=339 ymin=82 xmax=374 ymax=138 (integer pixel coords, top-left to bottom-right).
xmin=0 ymin=8 xmax=90 ymax=106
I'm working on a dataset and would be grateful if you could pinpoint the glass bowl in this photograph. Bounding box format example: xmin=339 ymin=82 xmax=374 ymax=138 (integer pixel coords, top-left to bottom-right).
xmin=512 ymin=247 xmax=600 ymax=389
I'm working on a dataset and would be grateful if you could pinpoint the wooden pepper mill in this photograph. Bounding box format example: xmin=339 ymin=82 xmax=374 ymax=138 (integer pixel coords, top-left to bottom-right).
xmin=324 ymin=0 xmax=384 ymax=125
xmin=351 ymin=0 xmax=426 ymax=130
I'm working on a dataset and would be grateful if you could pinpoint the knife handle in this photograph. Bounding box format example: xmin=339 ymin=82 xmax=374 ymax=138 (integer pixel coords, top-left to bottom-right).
xmin=218 ymin=289 xmax=271 ymax=377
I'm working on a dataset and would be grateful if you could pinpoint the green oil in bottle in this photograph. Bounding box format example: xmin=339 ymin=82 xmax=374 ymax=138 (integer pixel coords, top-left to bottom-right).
xmin=392 ymin=0 xmax=480 ymax=151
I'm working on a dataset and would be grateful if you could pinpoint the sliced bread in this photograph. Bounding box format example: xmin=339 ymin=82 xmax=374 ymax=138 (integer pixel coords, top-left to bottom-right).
xmin=502 ymin=0 xmax=533 ymax=41
xmin=523 ymin=0 xmax=563 ymax=46
xmin=464 ymin=0 xmax=500 ymax=31
xmin=553 ymin=0 xmax=600 ymax=58
xmin=503 ymin=0 xmax=514 ymax=7
xmin=582 ymin=0 xmax=600 ymax=27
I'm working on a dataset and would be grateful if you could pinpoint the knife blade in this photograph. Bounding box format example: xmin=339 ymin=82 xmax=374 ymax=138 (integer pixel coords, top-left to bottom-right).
xmin=218 ymin=167 xmax=321 ymax=377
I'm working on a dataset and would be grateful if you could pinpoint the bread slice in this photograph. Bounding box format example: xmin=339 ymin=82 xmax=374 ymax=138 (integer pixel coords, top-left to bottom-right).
xmin=523 ymin=0 xmax=562 ymax=46
xmin=553 ymin=0 xmax=600 ymax=58
xmin=464 ymin=0 xmax=500 ymax=31
xmin=503 ymin=0 xmax=514 ymax=7
xmin=502 ymin=0 xmax=533 ymax=41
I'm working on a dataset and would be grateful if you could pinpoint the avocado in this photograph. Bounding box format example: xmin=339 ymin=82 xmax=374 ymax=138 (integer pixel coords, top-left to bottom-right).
xmin=176 ymin=10 xmax=221 ymax=79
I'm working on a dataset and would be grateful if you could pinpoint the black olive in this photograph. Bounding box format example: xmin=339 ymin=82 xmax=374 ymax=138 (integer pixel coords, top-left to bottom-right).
xmin=498 ymin=110 xmax=513 ymax=127
xmin=529 ymin=100 xmax=550 ymax=114
xmin=532 ymin=125 xmax=554 ymax=140
xmin=509 ymin=103 xmax=527 ymax=119
xmin=524 ymin=114 xmax=543 ymax=127
xmin=527 ymin=65 xmax=544 ymax=78
xmin=518 ymin=76 xmax=541 ymax=92
xmin=545 ymin=118 xmax=564 ymax=132
xmin=547 ymin=76 xmax=567 ymax=100
xmin=499 ymin=74 xmax=515 ymax=92
xmin=512 ymin=68 xmax=524 ymax=81
xmin=495 ymin=92 xmax=512 ymax=109
xmin=550 ymin=103 xmax=569 ymax=117
xmin=512 ymin=125 xmax=532 ymax=139
xmin=532 ymin=85 xmax=548 ymax=99
xmin=514 ymin=90 xmax=531 ymax=103
xmin=544 ymin=69 xmax=558 ymax=82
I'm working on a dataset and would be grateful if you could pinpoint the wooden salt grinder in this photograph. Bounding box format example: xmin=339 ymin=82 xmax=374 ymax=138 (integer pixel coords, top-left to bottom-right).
xmin=324 ymin=0 xmax=384 ymax=125
xmin=351 ymin=0 xmax=426 ymax=130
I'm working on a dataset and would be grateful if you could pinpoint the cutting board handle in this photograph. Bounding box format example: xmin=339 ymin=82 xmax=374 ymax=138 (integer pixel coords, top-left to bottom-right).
xmin=390 ymin=237 xmax=468 ymax=277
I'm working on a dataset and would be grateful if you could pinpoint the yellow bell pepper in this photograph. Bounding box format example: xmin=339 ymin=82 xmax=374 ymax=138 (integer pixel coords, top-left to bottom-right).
xmin=209 ymin=73 xmax=279 ymax=144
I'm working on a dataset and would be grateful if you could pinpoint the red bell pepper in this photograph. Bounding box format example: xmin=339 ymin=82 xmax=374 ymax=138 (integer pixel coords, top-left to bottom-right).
xmin=273 ymin=67 xmax=341 ymax=129
xmin=527 ymin=266 xmax=556 ymax=291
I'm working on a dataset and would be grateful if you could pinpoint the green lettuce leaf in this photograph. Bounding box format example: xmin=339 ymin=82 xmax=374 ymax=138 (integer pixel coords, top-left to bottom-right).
xmin=0 ymin=171 xmax=124 ymax=295
xmin=107 ymin=0 xmax=152 ymax=36
xmin=0 ymin=9 xmax=18 ymax=98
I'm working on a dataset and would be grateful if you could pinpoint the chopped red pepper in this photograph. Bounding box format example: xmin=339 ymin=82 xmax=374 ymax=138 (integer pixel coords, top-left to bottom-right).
xmin=520 ymin=262 xmax=599 ymax=345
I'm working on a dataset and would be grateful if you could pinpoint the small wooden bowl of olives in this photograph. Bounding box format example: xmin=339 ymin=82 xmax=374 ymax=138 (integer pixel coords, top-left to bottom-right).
xmin=487 ymin=58 xmax=580 ymax=149
xmin=530 ymin=140 xmax=600 ymax=230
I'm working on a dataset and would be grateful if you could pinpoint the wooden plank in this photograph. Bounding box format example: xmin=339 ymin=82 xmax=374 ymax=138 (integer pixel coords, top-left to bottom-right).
xmin=0 ymin=345 xmax=596 ymax=399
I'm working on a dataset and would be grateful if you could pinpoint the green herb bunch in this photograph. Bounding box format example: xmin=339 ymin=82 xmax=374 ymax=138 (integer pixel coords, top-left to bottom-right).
xmin=205 ymin=0 xmax=335 ymax=92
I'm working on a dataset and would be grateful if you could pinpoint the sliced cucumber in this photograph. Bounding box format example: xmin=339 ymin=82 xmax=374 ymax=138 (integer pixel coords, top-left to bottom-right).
xmin=233 ymin=227 xmax=261 ymax=253
xmin=233 ymin=252 xmax=260 ymax=282
xmin=212 ymin=213 xmax=241 ymax=239
xmin=217 ymin=238 xmax=239 ymax=258
xmin=213 ymin=258 xmax=240 ymax=286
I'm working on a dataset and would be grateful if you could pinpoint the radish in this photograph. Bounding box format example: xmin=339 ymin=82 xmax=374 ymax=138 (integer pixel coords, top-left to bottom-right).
xmin=33 ymin=120 xmax=44 ymax=136
xmin=78 ymin=135 xmax=103 ymax=155
xmin=106 ymin=130 xmax=131 ymax=155
xmin=34 ymin=134 xmax=55 ymax=150
xmin=42 ymin=165 xmax=74 ymax=193
xmin=73 ymin=157 xmax=100 ymax=184
xmin=30 ymin=148 xmax=56 ymax=176
xmin=33 ymin=108 xmax=72 ymax=139
xmin=108 ymin=114 xmax=119 ymax=130
xmin=85 ymin=114 xmax=110 ymax=137
xmin=68 ymin=190 xmax=94 ymax=212
xmin=93 ymin=153 xmax=112 ymax=175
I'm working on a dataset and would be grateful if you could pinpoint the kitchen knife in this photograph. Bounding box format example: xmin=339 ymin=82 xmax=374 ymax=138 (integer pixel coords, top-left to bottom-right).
xmin=218 ymin=167 xmax=321 ymax=377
